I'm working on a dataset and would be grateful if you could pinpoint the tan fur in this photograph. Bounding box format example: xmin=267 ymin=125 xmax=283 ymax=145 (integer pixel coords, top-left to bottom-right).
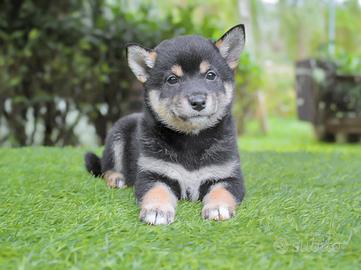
xmin=149 ymin=51 xmax=157 ymax=63
xmin=141 ymin=183 xmax=177 ymax=208
xmin=228 ymin=61 xmax=238 ymax=70
xmin=148 ymin=82 xmax=233 ymax=135
xmin=203 ymin=184 xmax=236 ymax=208
xmin=148 ymin=90 xmax=204 ymax=134
xmin=215 ymin=39 xmax=223 ymax=49
xmin=171 ymin=64 xmax=184 ymax=77
xmin=202 ymin=183 xmax=237 ymax=221
xmin=103 ymin=170 xmax=125 ymax=188
xmin=199 ymin=60 xmax=210 ymax=74
xmin=140 ymin=182 xmax=177 ymax=225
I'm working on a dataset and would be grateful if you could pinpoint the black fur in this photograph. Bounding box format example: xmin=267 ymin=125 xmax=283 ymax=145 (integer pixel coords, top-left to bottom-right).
xmin=85 ymin=152 xmax=102 ymax=177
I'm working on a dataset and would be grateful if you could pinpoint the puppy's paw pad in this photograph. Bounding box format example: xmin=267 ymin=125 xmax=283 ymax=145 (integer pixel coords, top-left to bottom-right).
xmin=140 ymin=207 xmax=175 ymax=225
xmin=202 ymin=205 xmax=235 ymax=221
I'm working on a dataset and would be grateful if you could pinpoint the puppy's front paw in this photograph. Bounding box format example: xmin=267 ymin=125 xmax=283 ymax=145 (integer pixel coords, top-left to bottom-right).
xmin=139 ymin=182 xmax=178 ymax=225
xmin=202 ymin=205 xmax=235 ymax=221
xmin=140 ymin=205 xmax=175 ymax=225
xmin=202 ymin=183 xmax=237 ymax=221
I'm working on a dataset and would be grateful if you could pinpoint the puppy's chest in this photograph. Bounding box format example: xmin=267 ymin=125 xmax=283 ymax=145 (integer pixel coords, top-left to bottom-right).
xmin=139 ymin=134 xmax=237 ymax=200
xmin=145 ymin=136 xmax=232 ymax=166
xmin=137 ymin=154 xmax=238 ymax=201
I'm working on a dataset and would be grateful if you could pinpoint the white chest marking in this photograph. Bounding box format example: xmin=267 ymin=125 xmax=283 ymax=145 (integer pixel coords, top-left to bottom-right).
xmin=137 ymin=155 xmax=238 ymax=201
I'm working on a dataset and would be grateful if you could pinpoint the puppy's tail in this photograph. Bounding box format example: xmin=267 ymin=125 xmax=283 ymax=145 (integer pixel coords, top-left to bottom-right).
xmin=84 ymin=152 xmax=102 ymax=177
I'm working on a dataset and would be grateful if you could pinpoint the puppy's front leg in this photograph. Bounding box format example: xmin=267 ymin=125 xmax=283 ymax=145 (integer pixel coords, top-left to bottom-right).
xmin=139 ymin=182 xmax=178 ymax=225
xmin=202 ymin=182 xmax=238 ymax=221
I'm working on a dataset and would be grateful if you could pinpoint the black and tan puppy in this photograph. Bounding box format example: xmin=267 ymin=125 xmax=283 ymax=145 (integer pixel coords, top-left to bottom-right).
xmin=85 ymin=25 xmax=246 ymax=225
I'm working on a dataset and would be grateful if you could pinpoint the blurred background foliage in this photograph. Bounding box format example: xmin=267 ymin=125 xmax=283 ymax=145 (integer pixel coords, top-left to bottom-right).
xmin=0 ymin=0 xmax=360 ymax=146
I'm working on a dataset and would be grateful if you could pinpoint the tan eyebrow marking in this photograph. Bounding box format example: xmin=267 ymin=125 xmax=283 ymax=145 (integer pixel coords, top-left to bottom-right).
xmin=171 ymin=64 xmax=184 ymax=77
xmin=199 ymin=60 xmax=210 ymax=74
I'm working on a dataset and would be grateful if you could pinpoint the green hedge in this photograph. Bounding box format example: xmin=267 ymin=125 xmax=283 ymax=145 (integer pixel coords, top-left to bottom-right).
xmin=0 ymin=0 xmax=260 ymax=146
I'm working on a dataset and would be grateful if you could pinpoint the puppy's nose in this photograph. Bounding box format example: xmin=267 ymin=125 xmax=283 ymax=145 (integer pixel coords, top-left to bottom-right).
xmin=188 ymin=94 xmax=207 ymax=111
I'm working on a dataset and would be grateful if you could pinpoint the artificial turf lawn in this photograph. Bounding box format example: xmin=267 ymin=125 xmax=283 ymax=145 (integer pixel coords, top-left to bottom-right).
xmin=0 ymin=118 xmax=360 ymax=269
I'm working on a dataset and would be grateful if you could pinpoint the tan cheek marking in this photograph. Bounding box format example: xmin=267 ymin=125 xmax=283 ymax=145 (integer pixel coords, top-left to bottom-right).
xmin=203 ymin=184 xmax=236 ymax=209
xmin=148 ymin=90 xmax=206 ymax=134
xmin=141 ymin=183 xmax=177 ymax=208
xmin=199 ymin=60 xmax=210 ymax=74
xmin=171 ymin=64 xmax=183 ymax=77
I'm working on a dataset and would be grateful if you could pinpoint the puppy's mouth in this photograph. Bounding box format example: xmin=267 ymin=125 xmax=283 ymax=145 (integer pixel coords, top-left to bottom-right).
xmin=172 ymin=111 xmax=215 ymax=121
xmin=171 ymin=99 xmax=218 ymax=122
xmin=187 ymin=114 xmax=215 ymax=120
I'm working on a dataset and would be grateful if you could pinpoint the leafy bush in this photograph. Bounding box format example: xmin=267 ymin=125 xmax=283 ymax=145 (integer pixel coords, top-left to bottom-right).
xmin=0 ymin=0 xmax=260 ymax=146
xmin=233 ymin=52 xmax=262 ymax=133
xmin=333 ymin=51 xmax=361 ymax=75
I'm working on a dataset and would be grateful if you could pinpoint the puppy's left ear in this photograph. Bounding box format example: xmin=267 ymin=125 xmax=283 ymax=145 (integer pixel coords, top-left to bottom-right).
xmin=215 ymin=24 xmax=245 ymax=70
xmin=126 ymin=44 xmax=157 ymax=83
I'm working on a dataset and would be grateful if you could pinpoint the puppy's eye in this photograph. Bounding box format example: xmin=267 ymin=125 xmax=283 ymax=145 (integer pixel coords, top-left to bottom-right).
xmin=205 ymin=71 xmax=217 ymax=80
xmin=166 ymin=75 xmax=178 ymax=85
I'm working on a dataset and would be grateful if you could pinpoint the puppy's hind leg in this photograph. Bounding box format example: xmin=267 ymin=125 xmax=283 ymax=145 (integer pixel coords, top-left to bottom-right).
xmin=102 ymin=140 xmax=126 ymax=189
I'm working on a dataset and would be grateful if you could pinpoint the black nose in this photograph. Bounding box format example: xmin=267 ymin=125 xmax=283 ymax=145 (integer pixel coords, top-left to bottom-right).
xmin=188 ymin=94 xmax=207 ymax=111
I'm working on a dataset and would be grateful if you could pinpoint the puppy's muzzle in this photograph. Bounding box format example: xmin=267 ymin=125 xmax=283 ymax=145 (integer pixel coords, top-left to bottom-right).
xmin=188 ymin=94 xmax=207 ymax=111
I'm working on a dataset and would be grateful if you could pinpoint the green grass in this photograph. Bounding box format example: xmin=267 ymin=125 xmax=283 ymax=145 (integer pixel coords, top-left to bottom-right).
xmin=1 ymin=117 xmax=361 ymax=269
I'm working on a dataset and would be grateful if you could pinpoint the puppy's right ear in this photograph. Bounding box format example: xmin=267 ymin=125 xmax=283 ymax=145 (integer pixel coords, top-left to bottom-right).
xmin=215 ymin=24 xmax=245 ymax=70
xmin=126 ymin=44 xmax=157 ymax=83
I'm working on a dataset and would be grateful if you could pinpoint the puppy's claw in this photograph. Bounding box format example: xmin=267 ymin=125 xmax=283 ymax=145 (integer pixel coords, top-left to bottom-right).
xmin=140 ymin=207 xmax=175 ymax=225
xmin=115 ymin=178 xmax=126 ymax=188
xmin=202 ymin=205 xmax=235 ymax=221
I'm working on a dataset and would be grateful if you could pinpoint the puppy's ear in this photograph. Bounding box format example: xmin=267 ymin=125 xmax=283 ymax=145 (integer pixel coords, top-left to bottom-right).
xmin=126 ymin=44 xmax=157 ymax=83
xmin=215 ymin=24 xmax=245 ymax=70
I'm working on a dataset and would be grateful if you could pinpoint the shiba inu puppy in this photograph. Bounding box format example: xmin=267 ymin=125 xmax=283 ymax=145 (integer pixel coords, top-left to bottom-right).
xmin=85 ymin=25 xmax=246 ymax=225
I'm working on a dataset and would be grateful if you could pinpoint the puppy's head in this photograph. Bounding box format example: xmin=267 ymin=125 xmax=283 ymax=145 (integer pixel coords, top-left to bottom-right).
xmin=126 ymin=25 xmax=245 ymax=134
